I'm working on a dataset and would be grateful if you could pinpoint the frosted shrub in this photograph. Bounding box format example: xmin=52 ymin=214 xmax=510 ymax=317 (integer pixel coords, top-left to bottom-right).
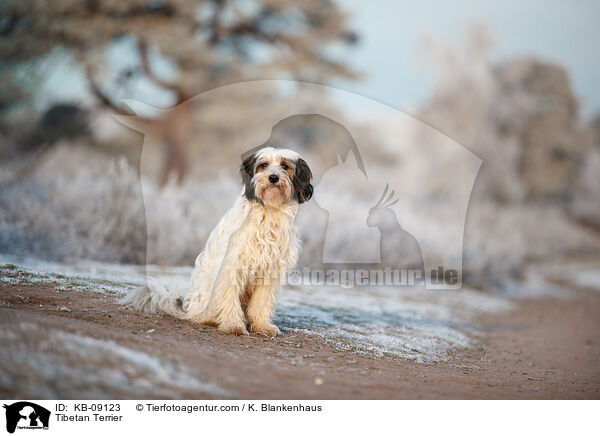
xmin=0 ymin=143 xmax=146 ymax=263
xmin=0 ymin=142 xmax=241 ymax=266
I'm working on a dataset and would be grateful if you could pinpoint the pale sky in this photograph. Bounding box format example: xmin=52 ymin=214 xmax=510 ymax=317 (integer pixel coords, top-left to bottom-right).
xmin=334 ymin=0 xmax=600 ymax=117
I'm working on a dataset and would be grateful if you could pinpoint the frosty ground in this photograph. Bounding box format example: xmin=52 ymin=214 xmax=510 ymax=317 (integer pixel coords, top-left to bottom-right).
xmin=0 ymin=255 xmax=598 ymax=399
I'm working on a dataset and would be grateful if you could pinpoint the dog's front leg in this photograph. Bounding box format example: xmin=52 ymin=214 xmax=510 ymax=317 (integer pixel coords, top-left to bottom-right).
xmin=246 ymin=280 xmax=281 ymax=337
xmin=212 ymin=280 xmax=249 ymax=335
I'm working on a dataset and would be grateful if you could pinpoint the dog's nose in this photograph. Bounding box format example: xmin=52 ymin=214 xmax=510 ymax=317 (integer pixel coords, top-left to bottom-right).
xmin=268 ymin=174 xmax=279 ymax=184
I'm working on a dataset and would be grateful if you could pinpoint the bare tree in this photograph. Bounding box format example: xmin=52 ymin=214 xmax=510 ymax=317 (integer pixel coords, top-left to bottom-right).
xmin=0 ymin=0 xmax=358 ymax=183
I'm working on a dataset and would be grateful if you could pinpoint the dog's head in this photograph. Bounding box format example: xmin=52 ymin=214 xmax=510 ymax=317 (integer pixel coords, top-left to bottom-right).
xmin=241 ymin=147 xmax=313 ymax=207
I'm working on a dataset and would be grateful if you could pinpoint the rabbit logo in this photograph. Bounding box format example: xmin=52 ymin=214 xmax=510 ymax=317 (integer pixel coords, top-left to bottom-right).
xmin=367 ymin=184 xmax=424 ymax=273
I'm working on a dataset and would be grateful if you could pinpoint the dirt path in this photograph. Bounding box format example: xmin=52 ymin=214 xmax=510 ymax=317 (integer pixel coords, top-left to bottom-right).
xmin=0 ymin=282 xmax=598 ymax=399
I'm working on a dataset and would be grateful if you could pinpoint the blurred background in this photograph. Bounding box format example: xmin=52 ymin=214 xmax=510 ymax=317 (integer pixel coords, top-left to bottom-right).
xmin=1 ymin=0 xmax=600 ymax=287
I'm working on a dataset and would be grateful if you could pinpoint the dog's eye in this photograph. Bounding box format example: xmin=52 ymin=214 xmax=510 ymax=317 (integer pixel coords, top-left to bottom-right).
xmin=281 ymin=163 xmax=288 ymax=170
xmin=257 ymin=163 xmax=268 ymax=170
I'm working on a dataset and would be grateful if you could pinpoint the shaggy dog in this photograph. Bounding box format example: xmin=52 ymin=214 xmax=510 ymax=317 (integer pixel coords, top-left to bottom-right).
xmin=120 ymin=147 xmax=313 ymax=336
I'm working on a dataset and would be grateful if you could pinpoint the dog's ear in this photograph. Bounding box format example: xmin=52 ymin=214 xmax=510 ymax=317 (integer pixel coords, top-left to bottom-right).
xmin=293 ymin=158 xmax=313 ymax=204
xmin=240 ymin=152 xmax=257 ymax=200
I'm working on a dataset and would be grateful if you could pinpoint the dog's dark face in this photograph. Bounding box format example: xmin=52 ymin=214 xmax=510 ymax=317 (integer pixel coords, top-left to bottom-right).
xmin=241 ymin=147 xmax=313 ymax=207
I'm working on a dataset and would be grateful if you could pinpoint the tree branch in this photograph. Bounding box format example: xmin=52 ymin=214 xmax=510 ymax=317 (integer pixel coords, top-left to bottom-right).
xmin=84 ymin=65 xmax=132 ymax=115
xmin=137 ymin=40 xmax=189 ymax=104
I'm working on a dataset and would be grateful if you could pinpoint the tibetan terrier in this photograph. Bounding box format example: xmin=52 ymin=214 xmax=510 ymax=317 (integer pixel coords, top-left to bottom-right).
xmin=121 ymin=147 xmax=313 ymax=336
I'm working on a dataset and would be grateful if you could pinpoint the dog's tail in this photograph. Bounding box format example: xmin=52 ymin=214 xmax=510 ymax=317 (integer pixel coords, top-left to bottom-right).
xmin=119 ymin=277 xmax=186 ymax=319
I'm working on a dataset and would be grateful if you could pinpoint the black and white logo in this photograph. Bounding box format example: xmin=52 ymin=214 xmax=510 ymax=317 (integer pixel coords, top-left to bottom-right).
xmin=3 ymin=402 xmax=50 ymax=434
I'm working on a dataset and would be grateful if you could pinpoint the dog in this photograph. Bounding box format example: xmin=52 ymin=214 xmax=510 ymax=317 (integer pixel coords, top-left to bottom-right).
xmin=120 ymin=147 xmax=313 ymax=336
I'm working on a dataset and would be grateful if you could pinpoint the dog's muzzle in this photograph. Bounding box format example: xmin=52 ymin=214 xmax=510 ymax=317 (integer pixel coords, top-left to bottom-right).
xmin=268 ymin=174 xmax=279 ymax=184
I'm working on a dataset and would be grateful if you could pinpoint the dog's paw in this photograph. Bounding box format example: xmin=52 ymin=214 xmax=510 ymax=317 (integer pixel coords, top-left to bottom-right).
xmin=249 ymin=323 xmax=281 ymax=337
xmin=219 ymin=324 xmax=249 ymax=336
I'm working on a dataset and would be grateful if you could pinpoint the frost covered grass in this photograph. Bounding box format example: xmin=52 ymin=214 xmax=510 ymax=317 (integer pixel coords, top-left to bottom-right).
xmin=0 ymin=254 xmax=193 ymax=295
xmin=3 ymin=253 xmax=598 ymax=362
xmin=0 ymin=321 xmax=234 ymax=399
xmin=0 ymin=256 xmax=141 ymax=295
xmin=275 ymin=284 xmax=514 ymax=362
xmin=1 ymin=255 xmax=516 ymax=363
